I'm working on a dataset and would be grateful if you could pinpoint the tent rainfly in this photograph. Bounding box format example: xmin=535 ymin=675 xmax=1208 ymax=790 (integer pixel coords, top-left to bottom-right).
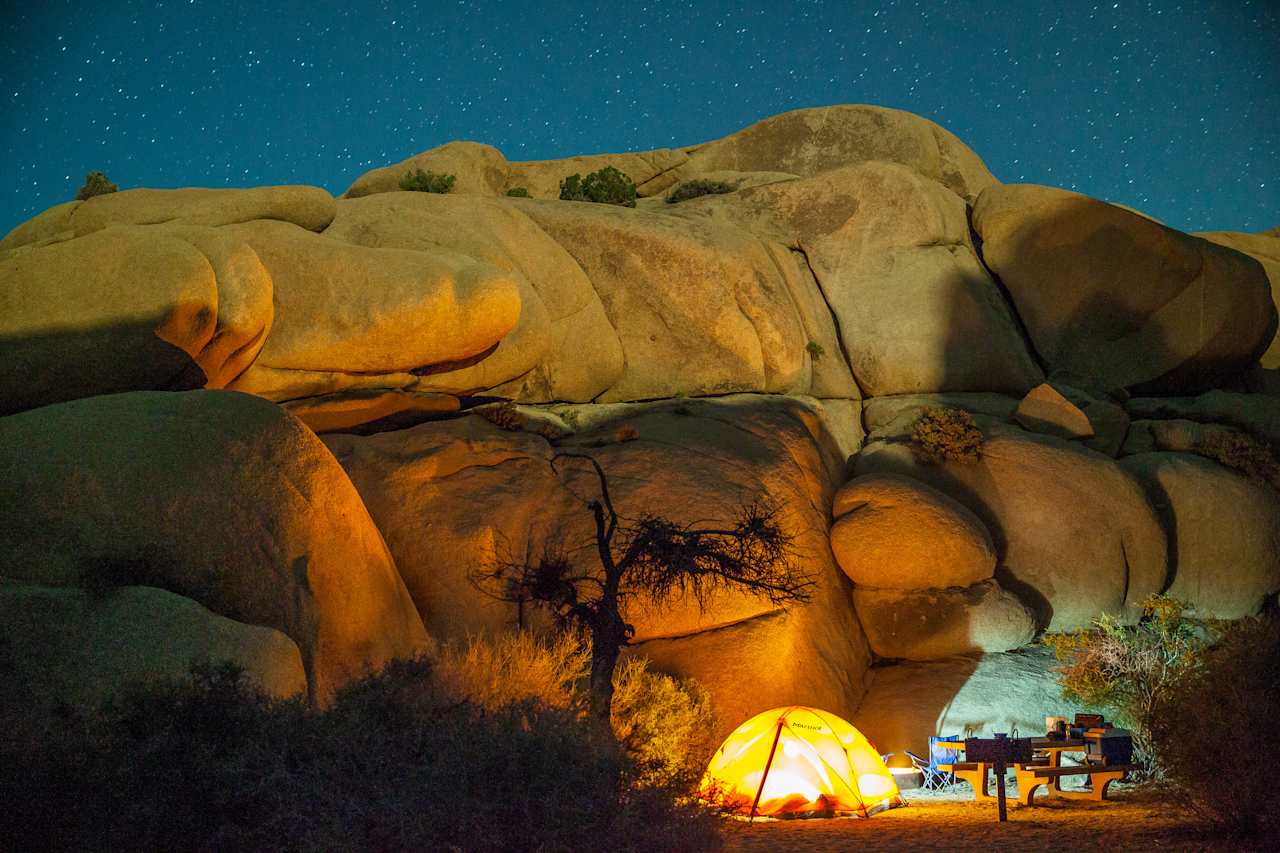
xmin=701 ymin=706 xmax=903 ymax=819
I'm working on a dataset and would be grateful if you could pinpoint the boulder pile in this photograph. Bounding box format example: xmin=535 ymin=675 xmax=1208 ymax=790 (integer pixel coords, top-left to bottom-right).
xmin=4 ymin=103 xmax=1277 ymax=747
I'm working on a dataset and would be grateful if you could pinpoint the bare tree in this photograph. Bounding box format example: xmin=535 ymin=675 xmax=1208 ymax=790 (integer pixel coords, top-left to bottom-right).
xmin=475 ymin=451 xmax=814 ymax=738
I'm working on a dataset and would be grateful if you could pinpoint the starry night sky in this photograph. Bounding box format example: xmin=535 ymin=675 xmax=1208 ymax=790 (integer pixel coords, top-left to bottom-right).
xmin=2 ymin=0 xmax=1276 ymax=238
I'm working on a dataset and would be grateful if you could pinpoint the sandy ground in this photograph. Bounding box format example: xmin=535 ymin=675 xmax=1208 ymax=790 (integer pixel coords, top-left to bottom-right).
xmin=720 ymin=782 xmax=1268 ymax=852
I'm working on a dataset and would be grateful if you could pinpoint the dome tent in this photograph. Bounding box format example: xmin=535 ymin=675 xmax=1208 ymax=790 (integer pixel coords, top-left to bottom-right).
xmin=701 ymin=706 xmax=903 ymax=819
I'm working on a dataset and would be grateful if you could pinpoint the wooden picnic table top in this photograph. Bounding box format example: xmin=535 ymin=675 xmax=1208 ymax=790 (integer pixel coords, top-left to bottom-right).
xmin=935 ymin=737 xmax=1086 ymax=751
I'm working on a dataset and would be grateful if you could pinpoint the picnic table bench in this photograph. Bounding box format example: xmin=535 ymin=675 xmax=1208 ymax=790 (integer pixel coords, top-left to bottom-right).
xmin=1014 ymin=762 xmax=1138 ymax=805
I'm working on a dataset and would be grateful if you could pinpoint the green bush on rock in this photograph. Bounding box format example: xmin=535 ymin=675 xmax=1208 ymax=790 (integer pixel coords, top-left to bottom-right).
xmin=399 ymin=168 xmax=456 ymax=194
xmin=910 ymin=406 xmax=984 ymax=463
xmin=505 ymin=186 xmax=532 ymax=198
xmin=75 ymin=170 xmax=117 ymax=200
xmin=666 ymin=179 xmax=734 ymax=204
xmin=559 ymin=166 xmax=637 ymax=207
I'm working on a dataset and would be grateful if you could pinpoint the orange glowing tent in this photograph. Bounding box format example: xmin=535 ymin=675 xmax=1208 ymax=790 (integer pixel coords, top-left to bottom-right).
xmin=701 ymin=706 xmax=903 ymax=819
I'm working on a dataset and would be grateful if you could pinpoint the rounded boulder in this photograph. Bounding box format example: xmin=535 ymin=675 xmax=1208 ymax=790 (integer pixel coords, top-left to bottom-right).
xmin=0 ymin=583 xmax=308 ymax=710
xmin=1120 ymin=452 xmax=1280 ymax=618
xmin=830 ymin=473 xmax=996 ymax=589
xmin=0 ymin=390 xmax=429 ymax=702
xmin=972 ymin=184 xmax=1276 ymax=394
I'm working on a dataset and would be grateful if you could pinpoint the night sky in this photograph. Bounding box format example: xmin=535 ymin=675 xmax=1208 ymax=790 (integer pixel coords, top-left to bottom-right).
xmin=2 ymin=0 xmax=1277 ymax=238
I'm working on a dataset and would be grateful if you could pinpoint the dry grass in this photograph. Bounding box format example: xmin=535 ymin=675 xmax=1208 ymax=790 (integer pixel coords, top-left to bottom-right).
xmin=432 ymin=630 xmax=589 ymax=712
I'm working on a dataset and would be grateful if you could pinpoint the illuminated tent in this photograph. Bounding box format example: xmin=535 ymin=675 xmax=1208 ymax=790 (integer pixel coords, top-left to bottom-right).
xmin=701 ymin=706 xmax=903 ymax=819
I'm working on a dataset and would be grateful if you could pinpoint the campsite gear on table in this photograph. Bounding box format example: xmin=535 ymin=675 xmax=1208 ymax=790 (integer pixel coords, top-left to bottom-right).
xmin=1083 ymin=728 xmax=1134 ymax=765
xmin=964 ymin=734 xmax=1034 ymax=822
xmin=700 ymin=706 xmax=903 ymax=820
xmin=1045 ymin=716 xmax=1069 ymax=739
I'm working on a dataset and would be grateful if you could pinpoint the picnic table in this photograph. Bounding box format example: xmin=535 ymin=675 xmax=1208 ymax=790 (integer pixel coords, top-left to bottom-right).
xmin=936 ymin=737 xmax=1136 ymax=806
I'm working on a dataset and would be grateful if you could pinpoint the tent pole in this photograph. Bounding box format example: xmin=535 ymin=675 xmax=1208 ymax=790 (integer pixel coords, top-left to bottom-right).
xmin=748 ymin=718 xmax=787 ymax=823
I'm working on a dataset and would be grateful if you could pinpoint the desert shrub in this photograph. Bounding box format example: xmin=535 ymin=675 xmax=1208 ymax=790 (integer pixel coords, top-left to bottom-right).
xmin=611 ymin=657 xmax=716 ymax=789
xmin=559 ymin=166 xmax=637 ymax=207
xmin=399 ymin=168 xmax=456 ymax=193
xmin=910 ymin=406 xmax=984 ymax=463
xmin=805 ymin=340 xmax=825 ymax=360
xmin=75 ymin=170 xmax=117 ymax=200
xmin=1043 ymin=595 xmax=1212 ymax=772
xmin=1147 ymin=615 xmax=1280 ymax=837
xmin=665 ymin=179 xmax=733 ymax=204
xmin=505 ymin=186 xmax=531 ymax=198
xmin=0 ymin=655 xmax=721 ymax=852
xmin=433 ymin=630 xmax=589 ymax=712
xmin=1195 ymin=429 xmax=1280 ymax=489
xmin=475 ymin=400 xmax=523 ymax=431
xmin=436 ymin=634 xmax=715 ymax=789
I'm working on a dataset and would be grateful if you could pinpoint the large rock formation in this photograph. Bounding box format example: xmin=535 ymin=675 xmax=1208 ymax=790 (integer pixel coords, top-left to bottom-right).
xmin=324 ymin=395 xmax=872 ymax=734
xmin=2 ymin=103 xmax=1277 ymax=753
xmin=0 ymin=390 xmax=428 ymax=701
xmin=972 ymin=184 xmax=1276 ymax=394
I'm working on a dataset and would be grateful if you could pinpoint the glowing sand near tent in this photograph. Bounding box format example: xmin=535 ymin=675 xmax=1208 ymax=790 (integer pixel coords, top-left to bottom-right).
xmin=701 ymin=706 xmax=903 ymax=819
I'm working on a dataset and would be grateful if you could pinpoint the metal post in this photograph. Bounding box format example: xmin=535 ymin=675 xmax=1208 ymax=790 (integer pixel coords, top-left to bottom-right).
xmin=994 ymin=733 xmax=1008 ymax=822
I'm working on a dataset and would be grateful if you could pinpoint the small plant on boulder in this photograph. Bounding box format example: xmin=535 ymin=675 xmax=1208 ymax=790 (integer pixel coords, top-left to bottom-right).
xmin=505 ymin=186 xmax=531 ymax=198
xmin=665 ymin=179 xmax=734 ymax=204
xmin=75 ymin=171 xmax=118 ymax=200
xmin=559 ymin=166 xmax=637 ymax=207
xmin=805 ymin=341 xmax=825 ymax=361
xmin=1195 ymin=429 xmax=1280 ymax=489
xmin=399 ymin=169 xmax=456 ymax=194
xmin=910 ymin=407 xmax=984 ymax=463
xmin=475 ymin=401 xmax=523 ymax=431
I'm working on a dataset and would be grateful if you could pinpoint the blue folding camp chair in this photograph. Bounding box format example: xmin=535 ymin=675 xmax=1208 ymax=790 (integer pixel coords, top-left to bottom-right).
xmin=907 ymin=735 xmax=964 ymax=791
xmin=911 ymin=747 xmax=952 ymax=788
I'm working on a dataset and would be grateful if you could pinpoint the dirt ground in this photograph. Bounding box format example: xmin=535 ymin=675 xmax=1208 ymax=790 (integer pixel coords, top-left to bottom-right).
xmin=720 ymin=782 xmax=1268 ymax=852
